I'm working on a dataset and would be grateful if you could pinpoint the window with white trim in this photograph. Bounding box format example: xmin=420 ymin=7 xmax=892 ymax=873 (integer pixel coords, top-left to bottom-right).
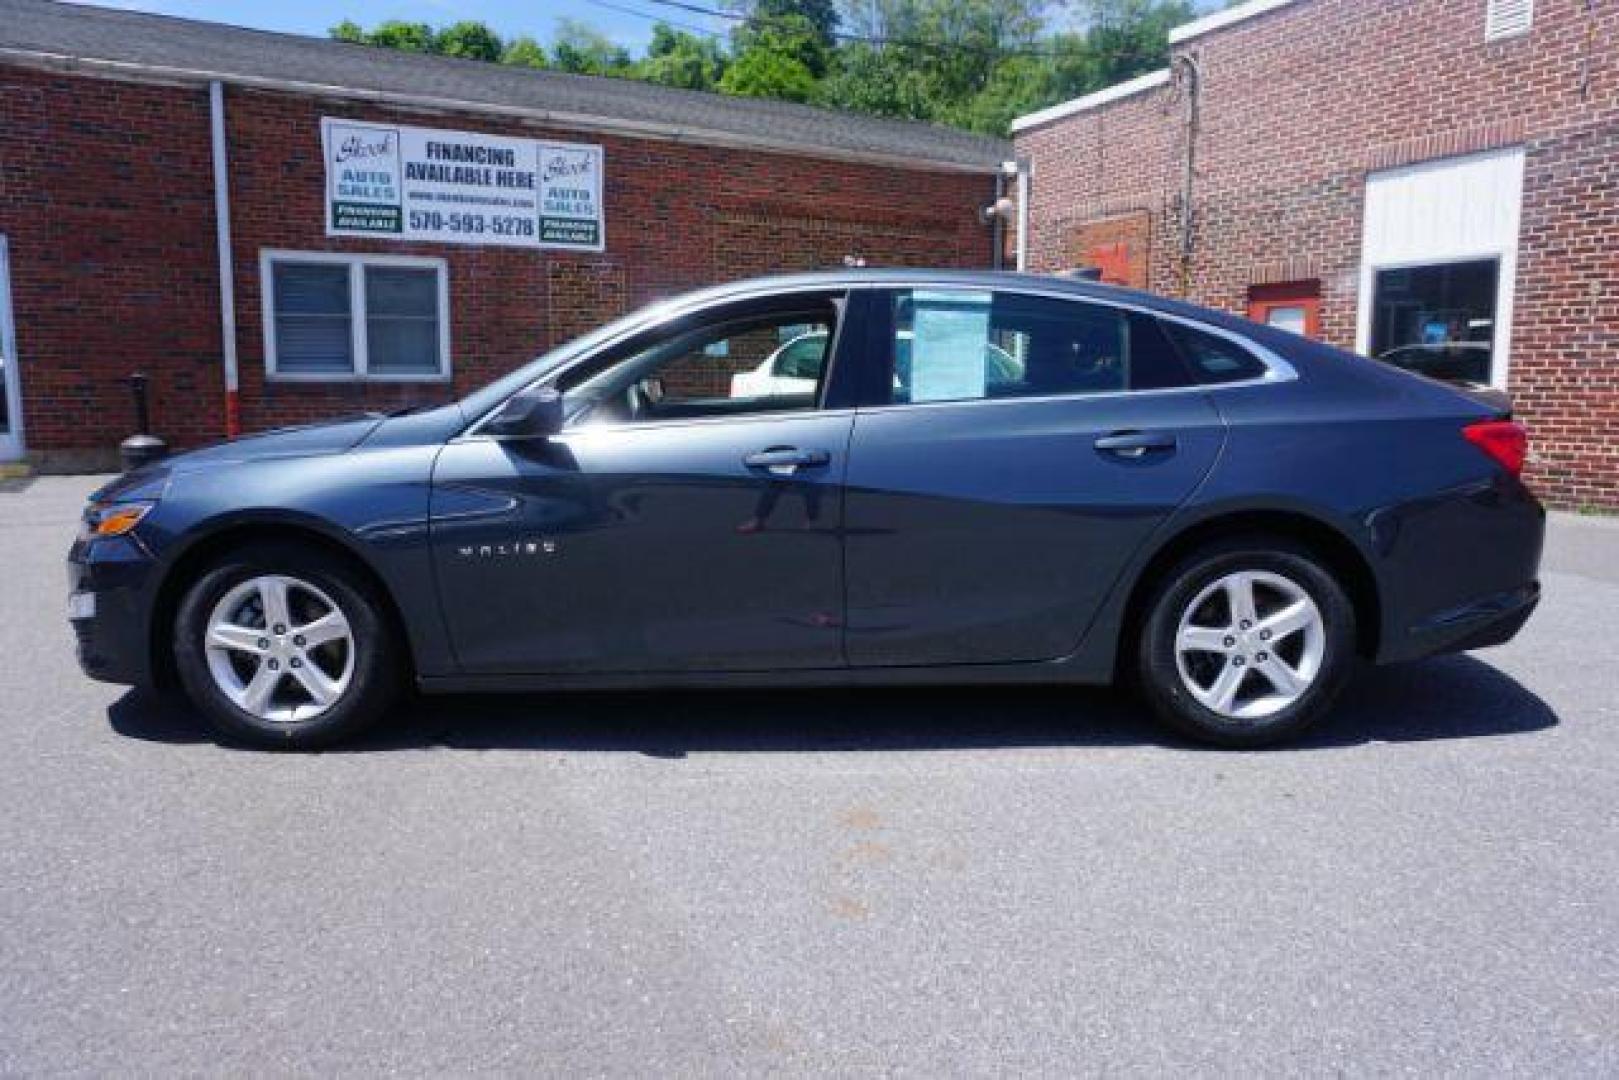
xmin=1485 ymin=0 xmax=1533 ymax=41
xmin=262 ymin=252 xmax=449 ymax=380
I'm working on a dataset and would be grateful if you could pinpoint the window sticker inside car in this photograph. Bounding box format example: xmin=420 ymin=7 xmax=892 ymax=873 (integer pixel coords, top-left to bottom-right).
xmin=909 ymin=290 xmax=993 ymax=403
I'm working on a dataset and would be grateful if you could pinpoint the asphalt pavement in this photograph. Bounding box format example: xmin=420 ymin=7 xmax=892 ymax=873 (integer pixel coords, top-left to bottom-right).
xmin=1 ymin=475 xmax=1615 ymax=1075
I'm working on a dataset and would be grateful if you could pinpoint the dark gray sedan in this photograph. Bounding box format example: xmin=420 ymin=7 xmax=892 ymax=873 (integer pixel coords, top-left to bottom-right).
xmin=69 ymin=271 xmax=1543 ymax=749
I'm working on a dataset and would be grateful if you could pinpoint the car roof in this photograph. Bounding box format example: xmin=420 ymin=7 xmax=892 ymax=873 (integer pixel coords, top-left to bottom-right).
xmin=677 ymin=270 xmax=1267 ymax=334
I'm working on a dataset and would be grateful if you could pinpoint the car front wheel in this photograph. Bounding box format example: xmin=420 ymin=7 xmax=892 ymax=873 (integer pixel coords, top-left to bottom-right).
xmin=173 ymin=542 xmax=401 ymax=749
xmin=1136 ymin=538 xmax=1356 ymax=747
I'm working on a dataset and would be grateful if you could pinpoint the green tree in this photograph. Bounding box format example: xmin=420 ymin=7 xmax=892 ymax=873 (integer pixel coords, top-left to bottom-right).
xmin=322 ymin=0 xmax=1199 ymax=137
xmin=729 ymin=16 xmax=829 ymax=80
xmin=718 ymin=43 xmax=819 ymax=101
xmin=552 ymin=18 xmax=633 ymax=75
xmin=734 ymin=0 xmax=841 ymax=51
xmin=637 ymin=24 xmax=728 ymax=91
xmin=329 ymin=19 xmax=366 ymax=44
xmin=501 ymin=35 xmax=550 ymax=69
xmin=818 ymin=41 xmax=934 ymax=119
xmin=364 ymin=19 xmax=436 ymax=52
xmin=435 ymin=20 xmax=505 ymax=63
xmin=1079 ymin=0 xmax=1195 ymax=86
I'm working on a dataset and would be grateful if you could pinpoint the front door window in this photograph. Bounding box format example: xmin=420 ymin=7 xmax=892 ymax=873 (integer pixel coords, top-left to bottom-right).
xmin=562 ymin=304 xmax=837 ymax=426
xmin=1370 ymin=258 xmax=1499 ymax=385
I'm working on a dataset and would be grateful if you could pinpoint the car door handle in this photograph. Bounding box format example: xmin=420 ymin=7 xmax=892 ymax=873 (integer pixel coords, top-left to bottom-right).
xmin=744 ymin=447 xmax=831 ymax=475
xmin=1094 ymin=430 xmax=1177 ymax=458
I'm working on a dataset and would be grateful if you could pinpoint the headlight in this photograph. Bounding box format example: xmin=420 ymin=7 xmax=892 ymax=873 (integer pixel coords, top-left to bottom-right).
xmin=81 ymin=501 xmax=156 ymax=539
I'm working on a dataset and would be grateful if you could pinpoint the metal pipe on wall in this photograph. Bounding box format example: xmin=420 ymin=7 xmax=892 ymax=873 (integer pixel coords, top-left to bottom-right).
xmin=209 ymin=80 xmax=240 ymax=439
xmin=991 ymin=168 xmax=1006 ymax=271
xmin=1171 ymin=53 xmax=1202 ymax=296
xmin=1014 ymin=157 xmax=1031 ymax=273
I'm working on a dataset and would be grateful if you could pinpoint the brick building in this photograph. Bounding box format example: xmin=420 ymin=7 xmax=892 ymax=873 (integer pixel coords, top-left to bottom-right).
xmin=1013 ymin=0 xmax=1617 ymax=509
xmin=0 ymin=0 xmax=1005 ymax=470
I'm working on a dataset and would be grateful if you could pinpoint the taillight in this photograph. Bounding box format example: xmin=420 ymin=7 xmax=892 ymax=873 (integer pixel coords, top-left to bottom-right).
xmin=1463 ymin=420 xmax=1528 ymax=477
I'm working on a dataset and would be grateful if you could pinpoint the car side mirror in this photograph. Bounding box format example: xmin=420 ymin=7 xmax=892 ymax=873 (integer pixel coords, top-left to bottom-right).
xmin=485 ymin=385 xmax=565 ymax=441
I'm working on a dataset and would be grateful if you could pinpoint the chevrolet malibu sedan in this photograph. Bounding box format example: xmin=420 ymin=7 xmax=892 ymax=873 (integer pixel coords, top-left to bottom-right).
xmin=69 ymin=270 xmax=1544 ymax=749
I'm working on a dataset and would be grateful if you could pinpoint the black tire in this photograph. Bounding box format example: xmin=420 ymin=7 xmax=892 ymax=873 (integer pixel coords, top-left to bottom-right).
xmin=173 ymin=541 xmax=402 ymax=749
xmin=1135 ymin=536 xmax=1356 ymax=748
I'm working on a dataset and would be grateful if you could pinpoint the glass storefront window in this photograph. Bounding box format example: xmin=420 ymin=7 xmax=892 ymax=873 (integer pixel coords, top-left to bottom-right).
xmin=1371 ymin=258 xmax=1498 ymax=385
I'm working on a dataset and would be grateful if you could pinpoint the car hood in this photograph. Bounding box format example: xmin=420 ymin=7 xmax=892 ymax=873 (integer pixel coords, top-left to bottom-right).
xmin=163 ymin=413 xmax=387 ymax=469
xmin=92 ymin=414 xmax=386 ymax=503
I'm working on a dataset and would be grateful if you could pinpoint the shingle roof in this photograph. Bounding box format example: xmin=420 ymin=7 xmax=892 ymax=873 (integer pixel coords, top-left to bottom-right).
xmin=0 ymin=0 xmax=1008 ymax=172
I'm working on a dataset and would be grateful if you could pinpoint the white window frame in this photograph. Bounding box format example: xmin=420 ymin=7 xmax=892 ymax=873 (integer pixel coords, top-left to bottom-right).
xmin=1356 ymin=148 xmax=1525 ymax=391
xmin=1485 ymin=0 xmax=1534 ymax=42
xmin=261 ymin=250 xmax=451 ymax=382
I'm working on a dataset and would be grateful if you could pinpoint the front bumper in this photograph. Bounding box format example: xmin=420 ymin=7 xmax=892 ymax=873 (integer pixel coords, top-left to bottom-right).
xmin=68 ymin=534 xmax=157 ymax=686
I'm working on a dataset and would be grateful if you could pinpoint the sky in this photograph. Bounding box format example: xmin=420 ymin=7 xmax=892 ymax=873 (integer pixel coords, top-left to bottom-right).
xmin=70 ymin=0 xmax=1221 ymax=54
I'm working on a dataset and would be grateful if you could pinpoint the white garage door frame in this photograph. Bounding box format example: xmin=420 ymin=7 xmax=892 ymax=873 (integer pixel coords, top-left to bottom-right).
xmin=1356 ymin=146 xmax=1527 ymax=391
xmin=0 ymin=236 xmax=23 ymax=462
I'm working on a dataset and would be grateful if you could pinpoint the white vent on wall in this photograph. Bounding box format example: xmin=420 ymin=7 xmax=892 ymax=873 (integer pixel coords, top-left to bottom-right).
xmin=1486 ymin=0 xmax=1535 ymax=40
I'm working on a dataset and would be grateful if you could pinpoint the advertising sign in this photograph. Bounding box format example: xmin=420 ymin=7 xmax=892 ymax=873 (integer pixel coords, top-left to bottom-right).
xmin=322 ymin=117 xmax=605 ymax=251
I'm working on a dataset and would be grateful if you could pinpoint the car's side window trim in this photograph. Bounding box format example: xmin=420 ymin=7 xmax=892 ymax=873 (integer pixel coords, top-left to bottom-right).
xmin=460 ymin=279 xmax=1295 ymax=438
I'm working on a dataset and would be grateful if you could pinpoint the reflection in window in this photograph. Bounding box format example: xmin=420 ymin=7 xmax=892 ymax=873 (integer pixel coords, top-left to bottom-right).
xmin=566 ymin=306 xmax=835 ymax=426
xmin=1372 ymin=259 xmax=1498 ymax=385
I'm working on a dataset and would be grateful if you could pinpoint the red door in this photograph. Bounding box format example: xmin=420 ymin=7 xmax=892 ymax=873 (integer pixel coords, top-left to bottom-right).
xmin=1247 ymin=281 xmax=1321 ymax=339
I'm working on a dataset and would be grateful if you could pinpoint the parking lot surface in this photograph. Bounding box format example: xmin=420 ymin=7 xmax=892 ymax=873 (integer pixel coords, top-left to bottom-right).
xmin=2 ymin=475 xmax=1616 ymax=1075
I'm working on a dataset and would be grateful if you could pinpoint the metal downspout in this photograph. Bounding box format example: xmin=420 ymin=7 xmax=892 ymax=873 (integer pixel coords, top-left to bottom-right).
xmin=209 ymin=80 xmax=240 ymax=438
xmin=1014 ymin=157 xmax=1031 ymax=273
xmin=1171 ymin=53 xmax=1202 ymax=297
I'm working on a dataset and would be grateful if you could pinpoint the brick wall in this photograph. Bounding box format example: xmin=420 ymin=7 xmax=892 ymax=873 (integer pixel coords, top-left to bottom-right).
xmin=0 ymin=66 xmax=995 ymax=462
xmin=1015 ymin=0 xmax=1619 ymax=509
xmin=1 ymin=68 xmax=223 ymax=466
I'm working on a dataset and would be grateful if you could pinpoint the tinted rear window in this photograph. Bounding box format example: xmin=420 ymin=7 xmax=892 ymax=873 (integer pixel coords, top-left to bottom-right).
xmin=1163 ymin=321 xmax=1269 ymax=384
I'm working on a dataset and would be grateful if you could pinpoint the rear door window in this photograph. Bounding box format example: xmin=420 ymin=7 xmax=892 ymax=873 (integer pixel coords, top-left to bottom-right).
xmin=883 ymin=289 xmax=1191 ymax=405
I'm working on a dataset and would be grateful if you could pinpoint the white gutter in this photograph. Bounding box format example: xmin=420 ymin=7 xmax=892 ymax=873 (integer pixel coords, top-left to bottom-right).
xmin=1010 ymin=69 xmax=1170 ymax=134
xmin=1013 ymin=158 xmax=1031 ymax=272
xmin=0 ymin=48 xmax=1004 ymax=176
xmin=208 ymin=80 xmax=240 ymax=438
xmin=1168 ymin=0 xmax=1300 ymax=44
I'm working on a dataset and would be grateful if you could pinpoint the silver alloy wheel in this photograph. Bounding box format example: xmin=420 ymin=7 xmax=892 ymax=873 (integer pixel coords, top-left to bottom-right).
xmin=1173 ymin=569 xmax=1326 ymax=721
xmin=204 ymin=574 xmax=355 ymax=723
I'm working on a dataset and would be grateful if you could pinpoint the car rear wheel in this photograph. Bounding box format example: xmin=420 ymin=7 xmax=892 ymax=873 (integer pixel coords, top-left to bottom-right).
xmin=1136 ymin=538 xmax=1356 ymax=747
xmin=173 ymin=542 xmax=401 ymax=749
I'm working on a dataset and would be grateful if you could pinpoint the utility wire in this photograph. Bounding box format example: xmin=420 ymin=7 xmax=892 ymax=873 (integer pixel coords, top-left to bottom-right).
xmin=583 ymin=0 xmax=727 ymax=42
xmin=637 ymin=0 xmax=1086 ymax=59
